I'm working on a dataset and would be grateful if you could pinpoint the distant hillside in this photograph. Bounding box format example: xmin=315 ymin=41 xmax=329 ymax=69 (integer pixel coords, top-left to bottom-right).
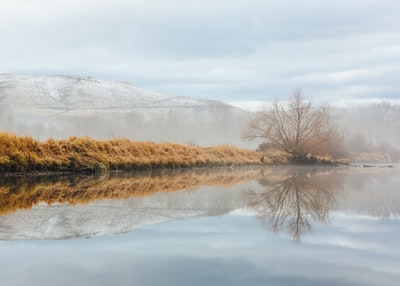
xmin=0 ymin=74 xmax=233 ymax=115
xmin=0 ymin=74 xmax=251 ymax=147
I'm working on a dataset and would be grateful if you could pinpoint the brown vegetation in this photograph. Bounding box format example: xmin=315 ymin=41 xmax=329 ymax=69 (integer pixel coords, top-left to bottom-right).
xmin=244 ymin=90 xmax=346 ymax=162
xmin=0 ymin=132 xmax=268 ymax=173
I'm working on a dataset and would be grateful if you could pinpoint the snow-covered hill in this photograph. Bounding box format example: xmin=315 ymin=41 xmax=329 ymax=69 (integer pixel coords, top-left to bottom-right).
xmin=0 ymin=74 xmax=251 ymax=146
xmin=0 ymin=74 xmax=236 ymax=116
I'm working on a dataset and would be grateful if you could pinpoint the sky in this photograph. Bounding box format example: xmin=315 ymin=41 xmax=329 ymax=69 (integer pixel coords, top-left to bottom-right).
xmin=1 ymin=0 xmax=400 ymax=109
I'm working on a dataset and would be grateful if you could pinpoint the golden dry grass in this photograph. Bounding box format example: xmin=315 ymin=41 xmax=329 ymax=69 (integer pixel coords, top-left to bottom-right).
xmin=0 ymin=133 xmax=269 ymax=173
xmin=349 ymin=152 xmax=392 ymax=163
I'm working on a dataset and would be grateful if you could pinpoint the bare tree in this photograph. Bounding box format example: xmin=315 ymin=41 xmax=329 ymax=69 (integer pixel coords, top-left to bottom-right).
xmin=244 ymin=90 xmax=343 ymax=160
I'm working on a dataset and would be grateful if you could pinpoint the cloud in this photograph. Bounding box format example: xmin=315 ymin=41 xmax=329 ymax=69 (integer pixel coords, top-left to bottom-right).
xmin=1 ymin=0 xmax=400 ymax=107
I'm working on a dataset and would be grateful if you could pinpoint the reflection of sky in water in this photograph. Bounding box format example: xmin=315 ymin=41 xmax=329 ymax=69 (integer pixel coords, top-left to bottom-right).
xmin=1 ymin=211 xmax=399 ymax=286
xmin=1 ymin=166 xmax=400 ymax=285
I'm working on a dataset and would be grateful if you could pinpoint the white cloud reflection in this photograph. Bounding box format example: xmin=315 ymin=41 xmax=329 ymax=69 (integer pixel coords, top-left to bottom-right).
xmin=0 ymin=211 xmax=399 ymax=286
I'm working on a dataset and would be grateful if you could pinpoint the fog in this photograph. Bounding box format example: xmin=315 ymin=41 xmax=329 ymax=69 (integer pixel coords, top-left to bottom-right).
xmin=1 ymin=96 xmax=400 ymax=160
xmin=0 ymin=103 xmax=254 ymax=148
xmin=337 ymin=102 xmax=400 ymax=161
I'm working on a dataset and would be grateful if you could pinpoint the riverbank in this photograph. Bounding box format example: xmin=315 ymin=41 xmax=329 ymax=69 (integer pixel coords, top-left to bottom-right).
xmin=0 ymin=133 xmax=264 ymax=173
xmin=0 ymin=133 xmax=349 ymax=174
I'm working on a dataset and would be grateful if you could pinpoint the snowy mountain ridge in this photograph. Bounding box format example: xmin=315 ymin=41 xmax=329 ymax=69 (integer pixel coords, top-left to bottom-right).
xmin=0 ymin=73 xmax=229 ymax=114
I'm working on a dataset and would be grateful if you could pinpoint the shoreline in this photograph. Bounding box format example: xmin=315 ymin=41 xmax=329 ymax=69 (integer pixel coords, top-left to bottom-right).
xmin=0 ymin=133 xmax=350 ymax=176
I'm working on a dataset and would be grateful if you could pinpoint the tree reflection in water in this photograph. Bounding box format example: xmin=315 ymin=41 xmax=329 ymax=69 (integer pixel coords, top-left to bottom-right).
xmin=245 ymin=167 xmax=345 ymax=240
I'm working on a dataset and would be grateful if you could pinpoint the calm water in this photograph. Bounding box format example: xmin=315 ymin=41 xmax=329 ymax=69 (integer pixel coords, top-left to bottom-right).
xmin=0 ymin=166 xmax=399 ymax=286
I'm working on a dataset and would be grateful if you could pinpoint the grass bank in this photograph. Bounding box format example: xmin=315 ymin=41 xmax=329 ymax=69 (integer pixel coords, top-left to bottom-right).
xmin=0 ymin=133 xmax=349 ymax=174
xmin=0 ymin=133 xmax=274 ymax=173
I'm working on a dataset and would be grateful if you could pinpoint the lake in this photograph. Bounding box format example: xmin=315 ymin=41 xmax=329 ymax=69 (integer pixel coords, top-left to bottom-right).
xmin=0 ymin=166 xmax=399 ymax=286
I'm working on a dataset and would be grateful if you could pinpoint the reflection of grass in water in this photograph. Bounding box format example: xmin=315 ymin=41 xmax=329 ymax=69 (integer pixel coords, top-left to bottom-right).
xmin=0 ymin=167 xmax=263 ymax=215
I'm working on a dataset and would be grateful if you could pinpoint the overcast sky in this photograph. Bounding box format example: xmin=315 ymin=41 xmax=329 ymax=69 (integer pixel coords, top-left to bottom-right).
xmin=1 ymin=0 xmax=400 ymax=109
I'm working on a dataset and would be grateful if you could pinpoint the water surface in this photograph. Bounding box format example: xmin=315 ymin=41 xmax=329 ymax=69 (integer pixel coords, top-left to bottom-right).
xmin=0 ymin=166 xmax=399 ymax=285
